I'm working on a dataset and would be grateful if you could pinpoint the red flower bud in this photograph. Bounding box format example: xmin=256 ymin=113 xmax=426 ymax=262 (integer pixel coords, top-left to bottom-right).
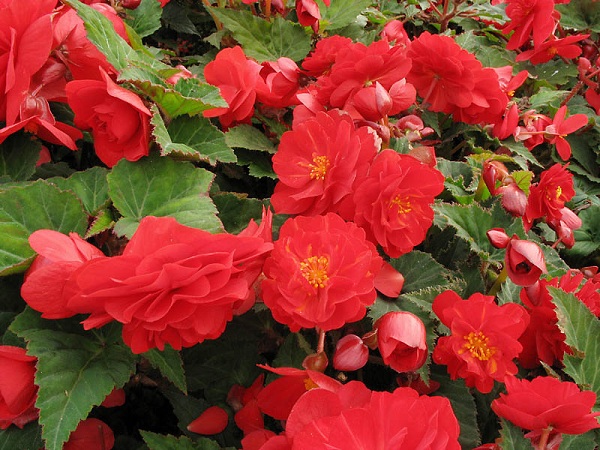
xmin=121 ymin=0 xmax=141 ymax=9
xmin=188 ymin=406 xmax=229 ymax=435
xmin=487 ymin=228 xmax=510 ymax=249
xmin=333 ymin=334 xmax=369 ymax=371
xmin=505 ymin=236 xmax=548 ymax=286
xmin=375 ymin=311 xmax=428 ymax=373
xmin=498 ymin=183 xmax=527 ymax=217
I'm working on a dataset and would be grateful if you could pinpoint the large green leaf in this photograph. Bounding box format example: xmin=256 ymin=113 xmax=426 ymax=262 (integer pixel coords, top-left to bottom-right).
xmin=499 ymin=419 xmax=533 ymax=449
xmin=9 ymin=309 xmax=137 ymax=450
xmin=433 ymin=201 xmax=525 ymax=262
xmin=0 ymin=181 xmax=88 ymax=275
xmin=212 ymin=192 xmax=268 ymax=234
xmin=141 ymin=431 xmax=220 ymax=450
xmin=560 ymin=431 xmax=598 ymax=450
xmin=210 ymin=8 xmax=311 ymax=63
xmin=107 ymin=156 xmax=222 ymax=237
xmin=151 ymin=111 xmax=236 ymax=164
xmin=556 ymin=0 xmax=600 ymax=33
xmin=431 ymin=366 xmax=481 ymax=450
xmin=224 ymin=125 xmax=275 ymax=154
xmin=389 ymin=250 xmax=454 ymax=294
xmin=319 ymin=0 xmax=372 ymax=31
xmin=550 ymin=287 xmax=600 ymax=403
xmin=125 ymin=0 xmax=163 ymax=38
xmin=48 ymin=167 xmax=110 ymax=215
xmin=0 ymin=422 xmax=42 ymax=450
xmin=144 ymin=345 xmax=187 ymax=393
xmin=0 ymin=133 xmax=41 ymax=182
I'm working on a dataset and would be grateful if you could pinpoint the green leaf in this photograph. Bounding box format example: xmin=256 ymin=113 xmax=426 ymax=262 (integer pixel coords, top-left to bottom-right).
xmin=0 ymin=133 xmax=41 ymax=181
xmin=124 ymin=77 xmax=226 ymax=119
xmin=234 ymin=149 xmax=276 ymax=179
xmin=529 ymin=88 xmax=570 ymax=111
xmin=499 ymin=418 xmax=533 ymax=449
xmin=125 ymin=0 xmax=162 ymax=38
xmin=48 ymin=167 xmax=110 ymax=215
xmin=318 ymin=0 xmax=372 ymax=31
xmin=271 ymin=332 xmax=311 ymax=370
xmin=107 ymin=155 xmax=222 ymax=237
xmin=0 ymin=422 xmax=42 ymax=450
xmin=85 ymin=209 xmax=114 ymax=238
xmin=433 ymin=201 xmax=525 ymax=262
xmin=141 ymin=431 xmax=220 ymax=450
xmin=0 ymin=181 xmax=88 ymax=275
xmin=144 ymin=345 xmax=187 ymax=393
xmin=388 ymin=250 xmax=454 ymax=294
xmin=455 ymin=31 xmax=514 ymax=67
xmin=565 ymin=205 xmax=600 ymax=260
xmin=549 ymin=287 xmax=600 ymax=401
xmin=183 ymin=315 xmax=263 ymax=403
xmin=161 ymin=1 xmax=199 ymax=35
xmin=212 ymin=192 xmax=268 ymax=234
xmin=431 ymin=366 xmax=481 ymax=450
xmin=225 ymin=125 xmax=275 ymax=154
xmin=162 ymin=114 xmax=236 ymax=164
xmin=556 ymin=0 xmax=600 ymax=33
xmin=9 ymin=309 xmax=137 ymax=450
xmin=210 ymin=8 xmax=312 ymax=63
xmin=560 ymin=431 xmax=598 ymax=450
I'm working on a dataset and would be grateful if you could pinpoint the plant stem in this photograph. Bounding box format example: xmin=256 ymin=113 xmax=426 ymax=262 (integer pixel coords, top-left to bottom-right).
xmin=316 ymin=327 xmax=326 ymax=354
xmin=488 ymin=267 xmax=507 ymax=297
xmin=536 ymin=427 xmax=552 ymax=450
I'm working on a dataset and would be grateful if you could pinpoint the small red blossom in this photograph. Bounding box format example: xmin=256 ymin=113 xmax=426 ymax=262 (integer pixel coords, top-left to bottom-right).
xmin=0 ymin=346 xmax=38 ymax=429
xmin=492 ymin=376 xmax=600 ymax=443
xmin=296 ymin=0 xmax=329 ymax=30
xmin=432 ymin=291 xmax=529 ymax=393
xmin=375 ymin=312 xmax=428 ymax=373
xmin=256 ymin=57 xmax=300 ymax=108
xmin=271 ymin=110 xmax=379 ymax=216
xmin=203 ymin=46 xmax=264 ymax=129
xmin=544 ymin=106 xmax=589 ymax=160
xmin=65 ymin=70 xmax=151 ymax=167
xmin=352 ymin=150 xmax=445 ymax=258
xmin=261 ymin=213 xmax=402 ymax=332
xmin=301 ymin=35 xmax=353 ymax=77
xmin=68 ymin=215 xmax=273 ymax=353
xmin=524 ymin=163 xmax=576 ymax=229
xmin=516 ymin=34 xmax=589 ymax=65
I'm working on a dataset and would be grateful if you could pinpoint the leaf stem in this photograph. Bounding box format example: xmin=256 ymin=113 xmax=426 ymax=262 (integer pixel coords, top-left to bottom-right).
xmin=488 ymin=267 xmax=507 ymax=297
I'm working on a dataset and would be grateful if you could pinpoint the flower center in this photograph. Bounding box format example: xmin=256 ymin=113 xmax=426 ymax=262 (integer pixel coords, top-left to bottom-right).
xmin=300 ymin=256 xmax=329 ymax=288
xmin=390 ymin=195 xmax=412 ymax=214
xmin=555 ymin=186 xmax=562 ymax=199
xmin=303 ymin=377 xmax=319 ymax=390
xmin=461 ymin=331 xmax=496 ymax=361
xmin=309 ymin=155 xmax=330 ymax=180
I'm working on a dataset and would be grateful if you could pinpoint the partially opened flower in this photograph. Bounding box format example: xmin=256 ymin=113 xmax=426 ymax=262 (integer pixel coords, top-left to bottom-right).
xmin=333 ymin=334 xmax=369 ymax=371
xmin=492 ymin=376 xmax=600 ymax=446
xmin=0 ymin=346 xmax=39 ymax=430
xmin=544 ymin=106 xmax=589 ymax=160
xmin=432 ymin=291 xmax=529 ymax=393
xmin=374 ymin=311 xmax=428 ymax=373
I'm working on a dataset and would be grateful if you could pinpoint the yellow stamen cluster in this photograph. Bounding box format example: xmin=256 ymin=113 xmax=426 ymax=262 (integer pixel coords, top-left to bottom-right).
xmin=309 ymin=155 xmax=330 ymax=180
xmin=300 ymin=256 xmax=329 ymax=288
xmin=390 ymin=195 xmax=412 ymax=214
xmin=460 ymin=331 xmax=496 ymax=361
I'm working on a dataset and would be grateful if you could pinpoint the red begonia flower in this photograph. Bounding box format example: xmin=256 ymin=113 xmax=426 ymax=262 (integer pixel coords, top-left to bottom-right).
xmin=68 ymin=216 xmax=273 ymax=354
xmin=63 ymin=418 xmax=114 ymax=450
xmin=502 ymin=0 xmax=556 ymax=50
xmin=301 ymin=35 xmax=353 ymax=77
xmin=381 ymin=20 xmax=411 ymax=47
xmin=66 ymin=70 xmax=151 ymax=167
xmin=261 ymin=213 xmax=402 ymax=332
xmin=544 ymin=106 xmax=589 ymax=161
xmin=188 ymin=406 xmax=229 ymax=435
xmin=492 ymin=376 xmax=600 ymax=441
xmin=283 ymin=382 xmax=460 ymax=449
xmin=516 ymin=34 xmax=589 ymax=65
xmin=375 ymin=311 xmax=428 ymax=373
xmin=295 ymin=0 xmax=329 ymax=29
xmin=256 ymin=57 xmax=300 ymax=108
xmin=505 ymin=236 xmax=548 ymax=286
xmin=352 ymin=150 xmax=445 ymax=258
xmin=203 ymin=46 xmax=264 ymax=129
xmin=21 ymin=230 xmax=105 ymax=320
xmin=271 ymin=110 xmax=379 ymax=217
xmin=0 ymin=346 xmax=38 ymax=430
xmin=432 ymin=291 xmax=529 ymax=393
xmin=524 ymin=163 xmax=576 ymax=229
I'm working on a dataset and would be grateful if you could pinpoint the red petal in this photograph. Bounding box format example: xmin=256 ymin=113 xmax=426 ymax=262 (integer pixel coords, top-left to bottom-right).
xmin=187 ymin=406 xmax=229 ymax=435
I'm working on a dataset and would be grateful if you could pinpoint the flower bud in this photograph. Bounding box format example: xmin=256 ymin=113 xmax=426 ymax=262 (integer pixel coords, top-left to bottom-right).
xmin=333 ymin=334 xmax=369 ymax=371
xmin=487 ymin=228 xmax=510 ymax=249
xmin=375 ymin=311 xmax=428 ymax=373
xmin=121 ymin=0 xmax=142 ymax=9
xmin=498 ymin=183 xmax=527 ymax=217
